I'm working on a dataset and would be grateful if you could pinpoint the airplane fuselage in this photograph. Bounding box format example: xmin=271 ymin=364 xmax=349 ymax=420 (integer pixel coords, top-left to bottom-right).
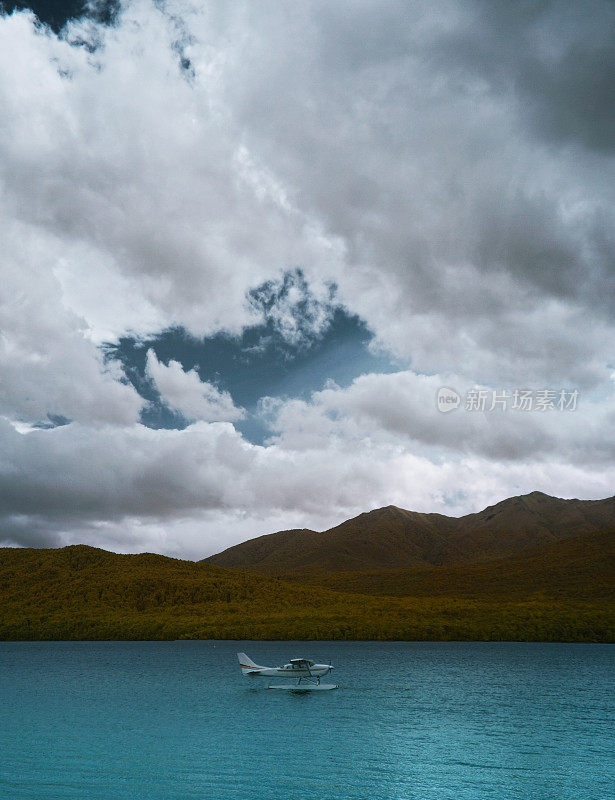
xmin=238 ymin=653 xmax=332 ymax=679
xmin=246 ymin=663 xmax=331 ymax=678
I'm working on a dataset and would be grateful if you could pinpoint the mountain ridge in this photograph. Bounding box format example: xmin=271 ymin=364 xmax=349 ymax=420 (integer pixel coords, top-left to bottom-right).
xmin=204 ymin=491 xmax=615 ymax=575
xmin=1 ymin=489 xmax=614 ymax=642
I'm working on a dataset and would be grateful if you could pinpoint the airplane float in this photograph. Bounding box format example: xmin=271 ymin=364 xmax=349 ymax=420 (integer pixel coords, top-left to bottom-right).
xmin=237 ymin=652 xmax=338 ymax=691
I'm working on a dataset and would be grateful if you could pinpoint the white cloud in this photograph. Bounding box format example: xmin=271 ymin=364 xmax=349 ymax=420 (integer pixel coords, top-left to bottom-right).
xmin=0 ymin=218 xmax=142 ymax=425
xmin=0 ymin=1 xmax=614 ymax=556
xmin=1 ymin=0 xmax=613 ymax=381
xmin=145 ymin=349 xmax=243 ymax=421
xmin=0 ymin=3 xmax=343 ymax=341
xmin=0 ymin=411 xmax=613 ymax=558
xmin=265 ymin=369 xmax=615 ymax=465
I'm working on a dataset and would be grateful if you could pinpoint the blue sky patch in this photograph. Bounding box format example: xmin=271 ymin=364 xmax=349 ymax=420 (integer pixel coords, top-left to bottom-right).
xmin=104 ymin=299 xmax=400 ymax=443
xmin=2 ymin=0 xmax=119 ymax=32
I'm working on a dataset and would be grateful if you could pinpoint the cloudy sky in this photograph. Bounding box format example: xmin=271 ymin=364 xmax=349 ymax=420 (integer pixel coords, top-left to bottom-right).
xmin=1 ymin=0 xmax=614 ymax=559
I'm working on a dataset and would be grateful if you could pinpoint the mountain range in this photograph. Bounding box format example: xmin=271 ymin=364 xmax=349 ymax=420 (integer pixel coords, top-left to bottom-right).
xmin=1 ymin=491 xmax=613 ymax=641
xmin=204 ymin=491 xmax=615 ymax=576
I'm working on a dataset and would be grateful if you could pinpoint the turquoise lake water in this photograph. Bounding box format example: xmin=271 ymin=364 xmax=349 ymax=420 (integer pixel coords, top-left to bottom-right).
xmin=0 ymin=641 xmax=613 ymax=799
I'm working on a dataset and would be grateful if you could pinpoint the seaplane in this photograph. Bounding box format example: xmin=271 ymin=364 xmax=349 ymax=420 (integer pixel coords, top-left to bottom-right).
xmin=237 ymin=652 xmax=338 ymax=691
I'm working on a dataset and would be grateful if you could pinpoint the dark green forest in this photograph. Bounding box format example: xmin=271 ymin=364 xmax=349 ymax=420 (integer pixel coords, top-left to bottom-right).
xmin=1 ymin=543 xmax=612 ymax=642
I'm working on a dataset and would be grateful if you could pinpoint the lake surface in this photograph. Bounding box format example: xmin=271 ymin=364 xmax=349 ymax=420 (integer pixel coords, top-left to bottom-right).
xmin=0 ymin=641 xmax=613 ymax=799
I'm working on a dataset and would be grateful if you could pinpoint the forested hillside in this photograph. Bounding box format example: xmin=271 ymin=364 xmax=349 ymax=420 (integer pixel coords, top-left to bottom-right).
xmin=0 ymin=542 xmax=613 ymax=642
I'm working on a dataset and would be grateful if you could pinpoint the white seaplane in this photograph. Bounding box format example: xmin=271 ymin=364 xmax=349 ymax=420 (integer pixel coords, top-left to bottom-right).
xmin=237 ymin=652 xmax=338 ymax=691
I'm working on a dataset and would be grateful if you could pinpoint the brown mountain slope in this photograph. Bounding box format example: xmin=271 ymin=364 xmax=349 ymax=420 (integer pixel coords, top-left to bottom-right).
xmin=205 ymin=506 xmax=455 ymax=573
xmin=443 ymin=491 xmax=615 ymax=562
xmin=204 ymin=492 xmax=615 ymax=575
xmin=305 ymin=529 xmax=615 ymax=600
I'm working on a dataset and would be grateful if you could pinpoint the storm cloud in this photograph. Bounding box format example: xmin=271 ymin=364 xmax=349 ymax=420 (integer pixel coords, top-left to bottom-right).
xmin=0 ymin=0 xmax=613 ymax=556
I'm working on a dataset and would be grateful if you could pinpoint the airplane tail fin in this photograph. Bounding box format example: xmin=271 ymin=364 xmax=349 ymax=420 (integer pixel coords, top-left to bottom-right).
xmin=237 ymin=652 xmax=262 ymax=674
